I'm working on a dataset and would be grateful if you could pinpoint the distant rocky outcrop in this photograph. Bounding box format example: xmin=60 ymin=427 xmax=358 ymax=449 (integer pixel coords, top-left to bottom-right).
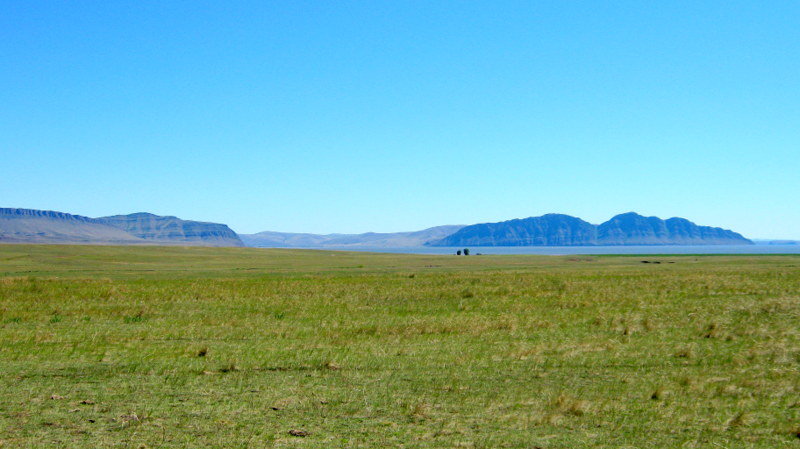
xmin=240 ymin=225 xmax=464 ymax=248
xmin=428 ymin=212 xmax=752 ymax=246
xmin=98 ymin=212 xmax=243 ymax=247
xmin=0 ymin=208 xmax=243 ymax=247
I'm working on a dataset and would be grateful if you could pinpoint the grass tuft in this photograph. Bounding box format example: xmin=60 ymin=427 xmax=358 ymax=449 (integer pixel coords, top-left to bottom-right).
xmin=218 ymin=363 xmax=238 ymax=373
xmin=650 ymin=386 xmax=667 ymax=401
xmin=123 ymin=311 xmax=146 ymax=323
xmin=726 ymin=411 xmax=750 ymax=429
xmin=552 ymin=393 xmax=590 ymax=416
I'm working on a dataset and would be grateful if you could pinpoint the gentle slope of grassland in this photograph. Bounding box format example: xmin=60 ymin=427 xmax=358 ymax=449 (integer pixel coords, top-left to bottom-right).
xmin=1 ymin=245 xmax=799 ymax=448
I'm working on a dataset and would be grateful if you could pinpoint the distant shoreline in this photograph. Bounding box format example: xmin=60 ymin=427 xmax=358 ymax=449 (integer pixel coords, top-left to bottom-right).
xmin=243 ymin=244 xmax=800 ymax=256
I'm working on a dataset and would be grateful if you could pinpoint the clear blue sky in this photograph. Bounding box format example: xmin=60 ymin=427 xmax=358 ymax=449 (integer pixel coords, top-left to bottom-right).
xmin=2 ymin=1 xmax=798 ymax=238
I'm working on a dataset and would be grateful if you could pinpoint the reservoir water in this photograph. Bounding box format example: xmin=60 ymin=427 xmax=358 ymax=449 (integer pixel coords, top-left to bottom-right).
xmin=259 ymin=245 xmax=800 ymax=255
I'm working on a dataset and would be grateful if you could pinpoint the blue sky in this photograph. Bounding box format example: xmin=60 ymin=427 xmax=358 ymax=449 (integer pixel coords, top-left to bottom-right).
xmin=2 ymin=1 xmax=798 ymax=238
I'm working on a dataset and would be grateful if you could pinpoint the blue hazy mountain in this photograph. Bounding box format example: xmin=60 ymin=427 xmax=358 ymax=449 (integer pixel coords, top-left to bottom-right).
xmin=2 ymin=208 xmax=754 ymax=248
xmin=429 ymin=212 xmax=752 ymax=246
xmin=424 ymin=214 xmax=596 ymax=247
xmin=597 ymin=212 xmax=751 ymax=245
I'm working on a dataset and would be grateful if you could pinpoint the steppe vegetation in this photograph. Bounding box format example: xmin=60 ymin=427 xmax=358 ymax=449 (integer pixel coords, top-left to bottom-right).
xmin=1 ymin=245 xmax=799 ymax=448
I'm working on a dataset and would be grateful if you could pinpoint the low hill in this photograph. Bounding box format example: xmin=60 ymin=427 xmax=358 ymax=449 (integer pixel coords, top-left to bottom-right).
xmin=240 ymin=225 xmax=463 ymax=248
xmin=753 ymin=239 xmax=800 ymax=245
xmin=429 ymin=212 xmax=752 ymax=246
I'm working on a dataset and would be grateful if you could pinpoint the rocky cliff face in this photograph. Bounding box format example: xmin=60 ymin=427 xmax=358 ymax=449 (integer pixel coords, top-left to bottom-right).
xmin=97 ymin=213 xmax=243 ymax=247
xmin=428 ymin=212 xmax=752 ymax=246
xmin=0 ymin=208 xmax=243 ymax=247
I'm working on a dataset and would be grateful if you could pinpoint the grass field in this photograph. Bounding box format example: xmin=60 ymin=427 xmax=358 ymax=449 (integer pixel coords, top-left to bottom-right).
xmin=1 ymin=245 xmax=799 ymax=448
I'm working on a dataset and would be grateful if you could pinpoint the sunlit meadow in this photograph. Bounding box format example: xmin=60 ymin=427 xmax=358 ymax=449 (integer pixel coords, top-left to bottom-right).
xmin=1 ymin=245 xmax=799 ymax=448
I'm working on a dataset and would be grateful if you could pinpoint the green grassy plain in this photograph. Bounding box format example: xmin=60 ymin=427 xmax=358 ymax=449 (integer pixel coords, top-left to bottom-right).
xmin=1 ymin=245 xmax=799 ymax=448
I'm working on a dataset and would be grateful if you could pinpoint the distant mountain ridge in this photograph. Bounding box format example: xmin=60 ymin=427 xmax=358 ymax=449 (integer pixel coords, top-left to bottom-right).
xmin=240 ymin=225 xmax=464 ymax=248
xmin=596 ymin=212 xmax=750 ymax=245
xmin=0 ymin=208 xmax=145 ymax=244
xmin=423 ymin=214 xmax=596 ymax=247
xmin=0 ymin=208 xmax=243 ymax=247
xmin=98 ymin=212 xmax=243 ymax=247
xmin=430 ymin=212 xmax=752 ymax=246
xmin=2 ymin=208 xmax=754 ymax=248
